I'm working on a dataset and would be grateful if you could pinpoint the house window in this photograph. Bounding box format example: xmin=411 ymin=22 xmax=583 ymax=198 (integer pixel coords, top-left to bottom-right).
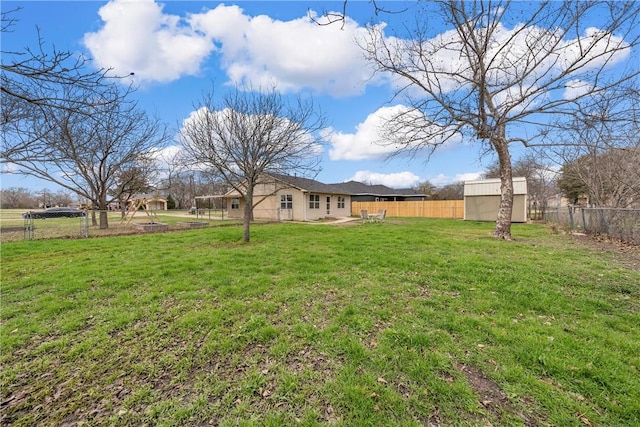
xmin=337 ymin=196 xmax=345 ymax=209
xmin=280 ymin=194 xmax=293 ymax=209
xmin=231 ymin=198 xmax=239 ymax=209
xmin=309 ymin=194 xmax=320 ymax=209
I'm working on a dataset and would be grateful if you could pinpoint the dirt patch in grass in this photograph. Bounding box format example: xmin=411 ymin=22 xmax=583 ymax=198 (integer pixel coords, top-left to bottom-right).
xmin=566 ymin=232 xmax=640 ymax=272
xmin=455 ymin=362 xmax=541 ymax=427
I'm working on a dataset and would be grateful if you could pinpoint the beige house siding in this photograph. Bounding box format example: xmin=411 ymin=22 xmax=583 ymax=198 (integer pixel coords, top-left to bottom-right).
xmin=129 ymin=196 xmax=167 ymax=211
xmin=224 ymin=177 xmax=352 ymax=221
xmin=464 ymin=178 xmax=528 ymax=222
xmin=303 ymin=193 xmax=351 ymax=220
xmin=146 ymin=200 xmax=167 ymax=211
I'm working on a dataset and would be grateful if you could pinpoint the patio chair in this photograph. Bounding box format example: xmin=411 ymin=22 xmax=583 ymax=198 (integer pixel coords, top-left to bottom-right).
xmin=360 ymin=209 xmax=370 ymax=223
xmin=376 ymin=209 xmax=386 ymax=222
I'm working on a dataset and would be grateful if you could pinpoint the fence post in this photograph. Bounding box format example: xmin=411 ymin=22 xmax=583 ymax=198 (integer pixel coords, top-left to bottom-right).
xmin=82 ymin=212 xmax=89 ymax=238
xmin=581 ymin=208 xmax=587 ymax=231
xmin=24 ymin=213 xmax=34 ymax=240
xmin=568 ymin=206 xmax=574 ymax=229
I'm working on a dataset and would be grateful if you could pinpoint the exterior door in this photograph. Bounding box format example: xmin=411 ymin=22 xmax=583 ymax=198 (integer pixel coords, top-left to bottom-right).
xmin=280 ymin=194 xmax=293 ymax=220
xmin=326 ymin=196 xmax=331 ymax=215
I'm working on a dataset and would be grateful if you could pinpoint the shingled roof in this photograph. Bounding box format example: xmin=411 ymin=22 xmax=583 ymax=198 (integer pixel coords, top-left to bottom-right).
xmin=269 ymin=174 xmax=424 ymax=197
xmin=268 ymin=173 xmax=348 ymax=194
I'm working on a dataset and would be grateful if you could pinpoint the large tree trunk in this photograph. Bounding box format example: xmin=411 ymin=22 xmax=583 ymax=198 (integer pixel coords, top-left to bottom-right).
xmin=493 ymin=136 xmax=514 ymax=240
xmin=99 ymin=210 xmax=109 ymax=229
xmin=97 ymin=197 xmax=110 ymax=229
xmin=242 ymin=189 xmax=253 ymax=243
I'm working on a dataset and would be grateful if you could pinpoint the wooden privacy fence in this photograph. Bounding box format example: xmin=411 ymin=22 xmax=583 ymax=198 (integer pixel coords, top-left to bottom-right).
xmin=352 ymin=200 xmax=464 ymax=219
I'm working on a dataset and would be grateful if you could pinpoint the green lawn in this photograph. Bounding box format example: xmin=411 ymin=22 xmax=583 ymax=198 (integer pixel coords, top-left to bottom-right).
xmin=1 ymin=219 xmax=639 ymax=426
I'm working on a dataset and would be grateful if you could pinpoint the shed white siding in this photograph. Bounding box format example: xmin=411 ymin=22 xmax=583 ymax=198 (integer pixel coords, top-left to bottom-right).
xmin=464 ymin=177 xmax=528 ymax=222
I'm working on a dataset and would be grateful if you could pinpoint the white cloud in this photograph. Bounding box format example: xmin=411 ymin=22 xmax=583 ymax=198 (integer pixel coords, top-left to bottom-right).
xmin=151 ymin=144 xmax=181 ymax=164
xmin=454 ymin=172 xmax=483 ymax=182
xmin=349 ymin=171 xmax=421 ymax=188
xmin=559 ymin=27 xmax=630 ymax=72
xmin=326 ymin=105 xmax=462 ymax=161
xmin=83 ymin=1 xmax=630 ymax=99
xmin=147 ymin=144 xmax=183 ymax=180
xmin=325 ymin=106 xmax=403 ymax=161
xmin=431 ymin=172 xmax=482 ymax=186
xmin=83 ymin=1 xmax=379 ymax=94
xmin=0 ymin=162 xmax=19 ymax=174
xmin=192 ymin=7 xmax=379 ymax=96
xmin=83 ymin=0 xmax=214 ymax=82
xmin=563 ymin=79 xmax=594 ymax=100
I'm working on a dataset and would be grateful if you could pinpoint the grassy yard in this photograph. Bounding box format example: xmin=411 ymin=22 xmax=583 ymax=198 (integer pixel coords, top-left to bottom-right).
xmin=1 ymin=218 xmax=639 ymax=426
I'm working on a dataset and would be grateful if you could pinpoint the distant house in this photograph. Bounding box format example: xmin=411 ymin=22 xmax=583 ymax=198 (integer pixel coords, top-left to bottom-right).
xmin=224 ymin=174 xmax=352 ymax=221
xmin=463 ymin=177 xmax=527 ymax=222
xmin=129 ymin=194 xmax=168 ymax=211
xmin=339 ymin=181 xmax=427 ymax=202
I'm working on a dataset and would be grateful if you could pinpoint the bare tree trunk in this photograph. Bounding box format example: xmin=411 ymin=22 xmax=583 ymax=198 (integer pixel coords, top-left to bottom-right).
xmin=242 ymin=207 xmax=251 ymax=242
xmin=99 ymin=210 xmax=109 ymax=229
xmin=493 ymin=135 xmax=513 ymax=240
xmin=242 ymin=188 xmax=253 ymax=242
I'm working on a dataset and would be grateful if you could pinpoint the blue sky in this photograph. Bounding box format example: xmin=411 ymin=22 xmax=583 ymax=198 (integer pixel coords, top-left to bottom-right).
xmin=2 ymin=0 xmax=495 ymax=192
xmin=3 ymin=1 xmax=634 ymax=193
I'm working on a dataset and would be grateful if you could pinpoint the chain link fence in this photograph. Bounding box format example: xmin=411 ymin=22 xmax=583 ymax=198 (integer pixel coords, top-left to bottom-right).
xmin=1 ymin=209 xmax=88 ymax=242
xmin=0 ymin=209 xmax=237 ymax=242
xmin=544 ymin=206 xmax=640 ymax=245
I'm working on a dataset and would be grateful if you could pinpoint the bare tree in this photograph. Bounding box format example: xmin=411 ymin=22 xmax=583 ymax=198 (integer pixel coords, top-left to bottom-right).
xmin=414 ymin=180 xmax=464 ymax=200
xmin=0 ymin=187 xmax=37 ymax=209
xmin=557 ymin=146 xmax=640 ymax=207
xmin=434 ymin=182 xmax=465 ymax=201
xmin=355 ymin=1 xmax=640 ymax=239
xmin=51 ymin=188 xmax=76 ymax=207
xmin=3 ymin=83 xmax=169 ymax=229
xmin=553 ymin=90 xmax=640 ymax=208
xmin=414 ymin=180 xmax=438 ymax=198
xmin=180 ymin=86 xmax=325 ymax=242
xmin=110 ymin=166 xmax=155 ymax=219
xmin=161 ymin=171 xmax=228 ymax=210
xmin=1 ymin=8 xmax=133 ymax=159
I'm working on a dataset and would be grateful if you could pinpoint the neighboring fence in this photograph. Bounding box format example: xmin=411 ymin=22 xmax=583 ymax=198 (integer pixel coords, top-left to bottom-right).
xmin=544 ymin=206 xmax=640 ymax=245
xmin=0 ymin=209 xmax=235 ymax=242
xmin=352 ymin=200 xmax=464 ymax=219
xmin=0 ymin=210 xmax=89 ymax=242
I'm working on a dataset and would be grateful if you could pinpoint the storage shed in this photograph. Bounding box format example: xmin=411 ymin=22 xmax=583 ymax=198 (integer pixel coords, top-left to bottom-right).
xmin=464 ymin=177 xmax=528 ymax=222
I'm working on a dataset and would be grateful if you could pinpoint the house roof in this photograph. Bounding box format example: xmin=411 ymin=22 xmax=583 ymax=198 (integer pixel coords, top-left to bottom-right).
xmin=131 ymin=193 xmax=167 ymax=201
xmin=336 ymin=180 xmax=424 ymax=197
xmin=272 ymin=174 xmax=426 ymax=197
xmin=269 ymin=173 xmax=348 ymax=194
xmin=221 ymin=173 xmax=427 ymax=197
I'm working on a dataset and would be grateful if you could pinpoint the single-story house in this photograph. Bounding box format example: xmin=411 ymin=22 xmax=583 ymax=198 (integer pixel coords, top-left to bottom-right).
xmin=129 ymin=194 xmax=168 ymax=211
xmin=211 ymin=173 xmax=427 ymax=221
xmin=224 ymin=173 xmax=352 ymax=221
xmin=463 ymin=177 xmax=527 ymax=222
